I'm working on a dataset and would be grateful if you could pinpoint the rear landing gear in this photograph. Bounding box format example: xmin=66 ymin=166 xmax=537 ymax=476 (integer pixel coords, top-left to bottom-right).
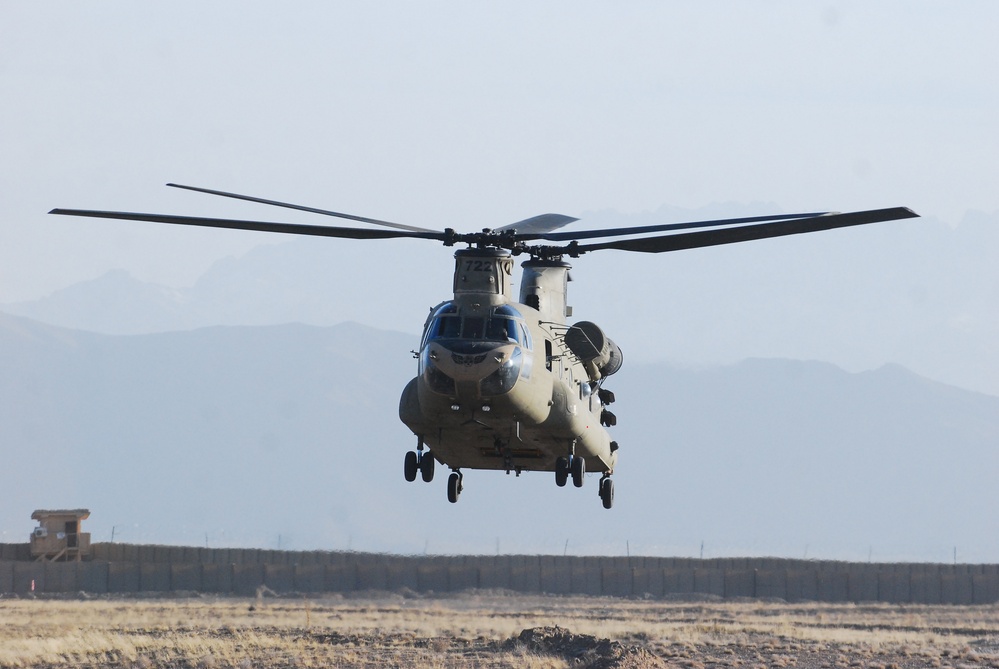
xmin=447 ymin=470 xmax=463 ymax=503
xmin=599 ymin=474 xmax=614 ymax=509
xmin=553 ymin=447 xmax=614 ymax=509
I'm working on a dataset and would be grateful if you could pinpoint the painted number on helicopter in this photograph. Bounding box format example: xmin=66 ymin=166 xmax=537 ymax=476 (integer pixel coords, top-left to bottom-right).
xmin=464 ymin=260 xmax=493 ymax=271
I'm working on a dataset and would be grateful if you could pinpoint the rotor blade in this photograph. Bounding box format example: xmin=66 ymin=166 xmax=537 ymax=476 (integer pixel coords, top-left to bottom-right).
xmin=573 ymin=207 xmax=919 ymax=254
xmin=49 ymin=209 xmax=448 ymax=241
xmin=166 ymin=183 xmax=440 ymax=234
xmin=535 ymin=211 xmax=830 ymax=242
xmin=493 ymin=213 xmax=579 ymax=234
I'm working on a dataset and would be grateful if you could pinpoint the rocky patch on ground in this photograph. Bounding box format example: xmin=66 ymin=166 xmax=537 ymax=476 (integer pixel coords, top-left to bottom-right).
xmin=503 ymin=626 xmax=669 ymax=668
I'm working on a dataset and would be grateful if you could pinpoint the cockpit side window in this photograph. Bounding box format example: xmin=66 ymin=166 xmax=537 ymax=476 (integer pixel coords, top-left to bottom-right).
xmin=519 ymin=323 xmax=533 ymax=350
xmin=422 ymin=302 xmax=458 ymax=348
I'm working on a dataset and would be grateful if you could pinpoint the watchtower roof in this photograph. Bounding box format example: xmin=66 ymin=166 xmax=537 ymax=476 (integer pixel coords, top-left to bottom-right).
xmin=31 ymin=509 xmax=91 ymax=521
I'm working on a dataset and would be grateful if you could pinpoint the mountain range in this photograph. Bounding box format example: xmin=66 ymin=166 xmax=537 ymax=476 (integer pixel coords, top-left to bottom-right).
xmin=2 ymin=311 xmax=997 ymax=562
xmin=6 ymin=205 xmax=997 ymax=397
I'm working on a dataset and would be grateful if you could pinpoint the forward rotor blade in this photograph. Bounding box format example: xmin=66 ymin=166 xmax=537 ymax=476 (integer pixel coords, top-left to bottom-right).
xmin=535 ymin=211 xmax=830 ymax=242
xmin=573 ymin=207 xmax=919 ymax=254
xmin=166 ymin=183 xmax=440 ymax=234
xmin=48 ymin=209 xmax=447 ymax=241
xmin=493 ymin=213 xmax=579 ymax=234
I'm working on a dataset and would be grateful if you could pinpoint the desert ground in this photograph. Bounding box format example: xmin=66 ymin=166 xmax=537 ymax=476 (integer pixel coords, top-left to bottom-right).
xmin=2 ymin=591 xmax=999 ymax=668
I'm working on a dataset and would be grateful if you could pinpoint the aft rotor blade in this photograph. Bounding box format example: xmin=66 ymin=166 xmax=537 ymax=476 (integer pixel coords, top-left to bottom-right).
xmin=573 ymin=207 xmax=919 ymax=254
xmin=535 ymin=211 xmax=830 ymax=242
xmin=166 ymin=183 xmax=440 ymax=234
xmin=493 ymin=213 xmax=579 ymax=234
xmin=48 ymin=209 xmax=448 ymax=241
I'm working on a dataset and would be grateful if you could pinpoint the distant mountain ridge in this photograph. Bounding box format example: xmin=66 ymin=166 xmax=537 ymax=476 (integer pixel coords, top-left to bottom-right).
xmin=4 ymin=205 xmax=997 ymax=396
xmin=2 ymin=312 xmax=997 ymax=561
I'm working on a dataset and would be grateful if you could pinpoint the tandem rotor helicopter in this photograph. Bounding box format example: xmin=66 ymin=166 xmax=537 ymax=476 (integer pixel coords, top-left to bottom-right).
xmin=51 ymin=185 xmax=918 ymax=509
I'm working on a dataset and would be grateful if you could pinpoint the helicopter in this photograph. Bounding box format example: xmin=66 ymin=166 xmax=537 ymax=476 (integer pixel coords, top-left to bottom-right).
xmin=51 ymin=185 xmax=918 ymax=509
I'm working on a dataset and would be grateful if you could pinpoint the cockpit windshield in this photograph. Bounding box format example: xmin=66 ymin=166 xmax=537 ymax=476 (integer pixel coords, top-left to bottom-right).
xmin=423 ymin=302 xmax=531 ymax=348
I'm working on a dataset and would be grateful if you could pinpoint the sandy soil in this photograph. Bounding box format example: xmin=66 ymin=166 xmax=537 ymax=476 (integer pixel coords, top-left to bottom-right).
xmin=2 ymin=591 xmax=999 ymax=668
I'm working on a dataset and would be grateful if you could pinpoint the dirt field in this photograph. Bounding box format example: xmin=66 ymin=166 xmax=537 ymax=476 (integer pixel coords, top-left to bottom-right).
xmin=2 ymin=591 xmax=999 ymax=668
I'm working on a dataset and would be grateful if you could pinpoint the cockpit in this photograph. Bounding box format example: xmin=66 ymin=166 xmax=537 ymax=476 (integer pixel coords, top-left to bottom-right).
xmin=422 ymin=303 xmax=532 ymax=350
xmin=419 ymin=302 xmax=533 ymax=397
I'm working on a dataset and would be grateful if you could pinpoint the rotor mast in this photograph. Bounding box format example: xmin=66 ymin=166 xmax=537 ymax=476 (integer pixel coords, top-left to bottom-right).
xmin=451 ymin=248 xmax=515 ymax=308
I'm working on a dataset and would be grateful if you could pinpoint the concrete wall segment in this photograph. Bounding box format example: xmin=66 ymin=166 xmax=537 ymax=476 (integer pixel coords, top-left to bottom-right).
xmin=448 ymin=565 xmax=479 ymax=591
xmin=571 ymin=566 xmax=602 ymax=596
xmin=171 ymin=564 xmax=201 ymax=592
xmin=108 ymin=563 xmax=140 ymax=593
xmin=79 ymin=561 xmax=109 ymax=593
xmin=973 ymin=574 xmax=999 ymax=604
xmin=264 ymin=565 xmax=295 ymax=592
xmin=847 ymin=571 xmax=879 ymax=602
xmin=232 ymin=564 xmax=266 ymax=595
xmin=140 ymin=563 xmax=171 ymax=592
xmin=43 ymin=561 xmax=77 ymax=593
xmin=12 ymin=562 xmax=45 ymax=594
xmin=294 ymin=565 xmax=325 ymax=592
xmin=723 ymin=569 xmax=755 ymax=598
xmin=477 ymin=564 xmax=510 ymax=590
xmin=754 ymin=569 xmax=786 ymax=600
xmin=601 ymin=566 xmax=632 ymax=597
xmin=201 ymin=563 xmax=233 ymax=593
xmin=324 ymin=564 xmax=356 ymax=592
xmin=510 ymin=565 xmax=540 ymax=593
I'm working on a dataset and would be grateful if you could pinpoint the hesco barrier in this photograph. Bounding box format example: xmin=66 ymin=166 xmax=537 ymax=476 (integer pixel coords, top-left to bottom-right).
xmin=1 ymin=543 xmax=997 ymax=603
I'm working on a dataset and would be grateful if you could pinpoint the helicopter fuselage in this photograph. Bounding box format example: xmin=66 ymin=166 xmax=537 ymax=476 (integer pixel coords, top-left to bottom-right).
xmin=399 ymin=248 xmax=619 ymax=477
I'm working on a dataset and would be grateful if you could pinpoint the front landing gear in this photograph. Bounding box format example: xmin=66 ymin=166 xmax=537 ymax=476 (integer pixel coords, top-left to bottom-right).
xmin=404 ymin=445 xmax=435 ymax=483
xmin=554 ymin=454 xmax=584 ymax=487
xmin=404 ymin=451 xmax=419 ymax=482
xmin=554 ymin=457 xmax=569 ymax=487
xmin=554 ymin=441 xmax=586 ymax=489
xmin=570 ymin=454 xmax=585 ymax=488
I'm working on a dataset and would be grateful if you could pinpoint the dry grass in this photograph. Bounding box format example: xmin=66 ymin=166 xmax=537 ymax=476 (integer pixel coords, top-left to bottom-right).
xmin=2 ymin=592 xmax=999 ymax=668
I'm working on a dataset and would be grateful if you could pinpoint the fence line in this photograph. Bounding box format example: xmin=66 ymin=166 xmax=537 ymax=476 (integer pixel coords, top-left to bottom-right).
xmin=1 ymin=543 xmax=996 ymax=603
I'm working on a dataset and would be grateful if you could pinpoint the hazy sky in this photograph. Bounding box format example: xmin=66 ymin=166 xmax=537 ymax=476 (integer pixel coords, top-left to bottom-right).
xmin=2 ymin=2 xmax=997 ymax=303
xmin=3 ymin=3 xmax=998 ymax=561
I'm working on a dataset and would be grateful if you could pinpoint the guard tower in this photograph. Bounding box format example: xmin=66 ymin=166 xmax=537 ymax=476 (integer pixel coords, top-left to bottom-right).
xmin=30 ymin=509 xmax=91 ymax=561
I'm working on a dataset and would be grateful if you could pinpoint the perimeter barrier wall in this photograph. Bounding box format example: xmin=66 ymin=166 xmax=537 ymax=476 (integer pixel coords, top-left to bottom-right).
xmin=2 ymin=543 xmax=997 ymax=604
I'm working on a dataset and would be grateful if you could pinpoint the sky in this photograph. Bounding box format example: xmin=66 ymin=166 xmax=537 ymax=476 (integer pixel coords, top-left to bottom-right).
xmin=2 ymin=2 xmax=998 ymax=305
xmin=2 ymin=2 xmax=999 ymax=562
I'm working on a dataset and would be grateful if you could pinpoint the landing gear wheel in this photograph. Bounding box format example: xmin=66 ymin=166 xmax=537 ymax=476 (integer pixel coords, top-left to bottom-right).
xmin=571 ymin=454 xmax=586 ymax=488
xmin=554 ymin=457 xmax=569 ymax=487
xmin=420 ymin=453 xmax=435 ymax=482
xmin=599 ymin=477 xmax=614 ymax=509
xmin=447 ymin=471 xmax=463 ymax=503
xmin=404 ymin=451 xmax=419 ymax=482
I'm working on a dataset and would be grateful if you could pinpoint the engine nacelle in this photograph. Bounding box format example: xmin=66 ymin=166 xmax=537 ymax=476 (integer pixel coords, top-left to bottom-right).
xmin=564 ymin=321 xmax=623 ymax=381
